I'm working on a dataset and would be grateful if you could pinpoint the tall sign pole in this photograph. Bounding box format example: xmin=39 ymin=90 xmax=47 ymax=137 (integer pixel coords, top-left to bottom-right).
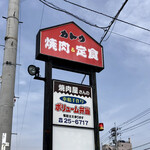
xmin=0 ymin=0 xmax=20 ymax=149
xmin=89 ymin=72 xmax=100 ymax=150
xmin=43 ymin=61 xmax=53 ymax=150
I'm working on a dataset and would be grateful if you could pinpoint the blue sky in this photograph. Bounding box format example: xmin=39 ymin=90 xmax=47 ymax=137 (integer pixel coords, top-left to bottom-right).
xmin=0 ymin=0 xmax=150 ymax=150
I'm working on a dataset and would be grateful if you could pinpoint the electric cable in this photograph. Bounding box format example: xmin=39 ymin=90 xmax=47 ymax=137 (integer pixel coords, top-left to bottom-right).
xmin=63 ymin=0 xmax=150 ymax=45
xmin=19 ymin=1 xmax=44 ymax=148
xmin=101 ymin=135 xmax=111 ymax=143
xmin=102 ymin=108 xmax=150 ymax=147
xmin=20 ymin=77 xmax=32 ymax=134
xmin=118 ymin=108 xmax=150 ymax=128
xmin=15 ymin=19 xmax=21 ymax=150
xmin=100 ymin=0 xmax=128 ymax=44
xmin=101 ymin=131 xmax=111 ymax=142
xmin=101 ymin=136 xmax=111 ymax=144
xmin=39 ymin=0 xmax=105 ymax=30
xmin=120 ymin=134 xmax=134 ymax=140
xmin=111 ymin=31 xmax=150 ymax=46
xmin=39 ymin=0 xmax=150 ymax=47
xmin=40 ymin=0 xmax=150 ymax=89
xmin=121 ymin=118 xmax=150 ymax=133
xmin=37 ymin=1 xmax=150 ymax=148
xmin=131 ymin=141 xmax=150 ymax=150
xmin=121 ymin=111 xmax=150 ymax=128
xmin=16 ymin=5 xmax=23 ymax=150
xmin=64 ymin=0 xmax=150 ymax=32
xmin=39 ymin=3 xmax=45 ymax=28
xmin=81 ymin=74 xmax=86 ymax=84
xmin=12 ymin=2 xmax=23 ymax=150
xmin=103 ymin=21 xmax=117 ymax=42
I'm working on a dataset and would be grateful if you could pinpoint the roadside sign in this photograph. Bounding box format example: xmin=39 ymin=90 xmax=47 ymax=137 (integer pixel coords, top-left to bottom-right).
xmin=53 ymin=80 xmax=94 ymax=128
xmin=36 ymin=22 xmax=104 ymax=72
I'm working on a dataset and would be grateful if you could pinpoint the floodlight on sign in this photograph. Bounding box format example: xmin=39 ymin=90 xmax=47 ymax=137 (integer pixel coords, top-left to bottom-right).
xmin=28 ymin=65 xmax=40 ymax=77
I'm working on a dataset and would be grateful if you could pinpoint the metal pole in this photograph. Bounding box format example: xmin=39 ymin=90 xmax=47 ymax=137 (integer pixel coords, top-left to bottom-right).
xmin=43 ymin=61 xmax=53 ymax=150
xmin=0 ymin=0 xmax=20 ymax=150
xmin=89 ymin=72 xmax=100 ymax=150
xmin=115 ymin=124 xmax=118 ymax=150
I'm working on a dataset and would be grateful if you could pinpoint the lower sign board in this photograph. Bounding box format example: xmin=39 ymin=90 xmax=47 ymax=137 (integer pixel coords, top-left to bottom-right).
xmin=53 ymin=80 xmax=94 ymax=128
xmin=53 ymin=126 xmax=95 ymax=150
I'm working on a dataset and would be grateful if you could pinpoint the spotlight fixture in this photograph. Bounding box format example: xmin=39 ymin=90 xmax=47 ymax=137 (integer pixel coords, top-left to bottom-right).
xmin=28 ymin=65 xmax=40 ymax=77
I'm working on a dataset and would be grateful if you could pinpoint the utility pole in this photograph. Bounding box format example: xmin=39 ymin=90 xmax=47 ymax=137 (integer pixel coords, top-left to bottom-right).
xmin=0 ymin=0 xmax=20 ymax=150
xmin=110 ymin=126 xmax=120 ymax=150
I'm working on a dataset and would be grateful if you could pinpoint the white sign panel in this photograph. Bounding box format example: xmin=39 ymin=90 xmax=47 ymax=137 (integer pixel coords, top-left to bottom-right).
xmin=53 ymin=126 xmax=95 ymax=150
xmin=53 ymin=80 xmax=94 ymax=128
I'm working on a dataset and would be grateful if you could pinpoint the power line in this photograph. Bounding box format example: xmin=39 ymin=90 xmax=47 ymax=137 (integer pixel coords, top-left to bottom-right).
xmin=102 ymin=109 xmax=150 ymax=147
xmin=101 ymin=131 xmax=111 ymax=139
xmin=81 ymin=74 xmax=86 ymax=84
xmin=39 ymin=0 xmax=150 ymax=83
xmin=39 ymin=3 xmax=45 ymax=28
xmin=19 ymin=3 xmax=46 ymax=148
xmin=103 ymin=21 xmax=117 ymax=42
xmin=39 ymin=0 xmax=150 ymax=47
xmin=131 ymin=141 xmax=150 ymax=150
xmin=37 ymin=0 xmax=131 ymax=138
xmin=101 ymin=136 xmax=110 ymax=142
xmin=19 ymin=0 xmax=45 ymax=137
xmin=118 ymin=108 xmax=150 ymax=128
xmin=64 ymin=0 xmax=150 ymax=32
xmin=121 ymin=118 xmax=150 ymax=133
xmin=100 ymin=0 xmax=128 ymax=43
xmin=101 ymin=136 xmax=111 ymax=143
xmin=39 ymin=0 xmax=105 ymax=30
xmin=43 ymin=0 xmax=128 ymax=43
xmin=14 ymin=3 xmax=23 ymax=150
xmin=63 ymin=0 xmax=150 ymax=44
xmin=101 ymin=109 xmax=150 ymax=145
xmin=111 ymin=31 xmax=150 ymax=46
xmin=20 ymin=77 xmax=32 ymax=135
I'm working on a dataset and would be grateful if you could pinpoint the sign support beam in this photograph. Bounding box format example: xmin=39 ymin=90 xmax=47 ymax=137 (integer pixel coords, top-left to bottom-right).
xmin=89 ymin=72 xmax=100 ymax=150
xmin=43 ymin=61 xmax=53 ymax=150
